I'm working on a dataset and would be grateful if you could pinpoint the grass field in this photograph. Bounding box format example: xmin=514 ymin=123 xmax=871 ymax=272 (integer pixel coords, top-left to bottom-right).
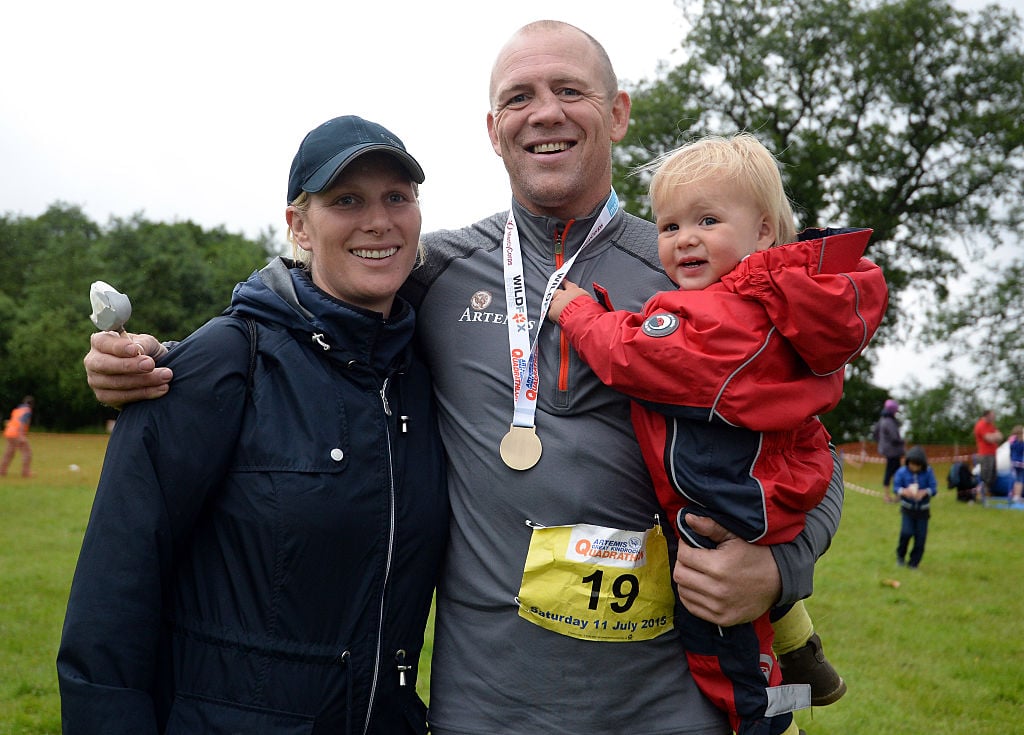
xmin=2 ymin=434 xmax=1022 ymax=734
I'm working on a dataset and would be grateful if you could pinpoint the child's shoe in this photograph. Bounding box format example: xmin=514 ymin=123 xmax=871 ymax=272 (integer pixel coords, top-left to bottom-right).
xmin=778 ymin=633 xmax=847 ymax=705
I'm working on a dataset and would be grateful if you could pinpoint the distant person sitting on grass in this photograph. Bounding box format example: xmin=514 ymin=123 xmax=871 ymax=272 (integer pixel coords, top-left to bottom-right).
xmin=948 ymin=456 xmax=980 ymax=504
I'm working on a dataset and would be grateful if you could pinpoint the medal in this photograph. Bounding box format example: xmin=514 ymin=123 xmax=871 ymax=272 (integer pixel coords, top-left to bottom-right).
xmin=499 ymin=192 xmax=620 ymax=472
xmin=500 ymin=425 xmax=543 ymax=470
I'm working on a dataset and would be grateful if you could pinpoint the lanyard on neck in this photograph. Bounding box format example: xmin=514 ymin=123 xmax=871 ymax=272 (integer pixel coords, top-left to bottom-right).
xmin=498 ymin=191 xmax=619 ymax=469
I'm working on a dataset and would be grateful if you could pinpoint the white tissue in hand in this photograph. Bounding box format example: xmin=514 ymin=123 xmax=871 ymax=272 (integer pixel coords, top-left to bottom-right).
xmin=89 ymin=280 xmax=133 ymax=331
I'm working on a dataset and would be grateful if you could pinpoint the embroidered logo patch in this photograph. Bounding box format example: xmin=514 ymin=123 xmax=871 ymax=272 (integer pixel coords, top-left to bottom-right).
xmin=470 ymin=290 xmax=492 ymax=310
xmin=641 ymin=313 xmax=679 ymax=337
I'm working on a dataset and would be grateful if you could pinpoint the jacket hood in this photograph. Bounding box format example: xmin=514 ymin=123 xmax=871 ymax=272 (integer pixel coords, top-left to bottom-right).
xmin=228 ymin=257 xmax=415 ymax=376
xmin=906 ymin=446 xmax=928 ymax=468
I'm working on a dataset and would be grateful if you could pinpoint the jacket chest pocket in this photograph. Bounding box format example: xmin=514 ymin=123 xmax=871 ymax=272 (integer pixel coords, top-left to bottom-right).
xmin=231 ymin=361 xmax=360 ymax=475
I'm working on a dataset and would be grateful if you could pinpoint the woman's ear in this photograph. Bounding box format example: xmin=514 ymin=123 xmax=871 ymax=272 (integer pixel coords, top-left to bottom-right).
xmin=286 ymin=207 xmax=313 ymax=252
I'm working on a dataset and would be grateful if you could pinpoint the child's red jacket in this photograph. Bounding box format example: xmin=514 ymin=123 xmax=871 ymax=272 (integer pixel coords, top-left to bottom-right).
xmin=558 ymin=228 xmax=888 ymax=546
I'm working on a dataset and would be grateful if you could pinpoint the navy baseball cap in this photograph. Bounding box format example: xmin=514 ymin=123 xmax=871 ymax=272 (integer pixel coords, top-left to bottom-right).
xmin=287 ymin=115 xmax=425 ymax=203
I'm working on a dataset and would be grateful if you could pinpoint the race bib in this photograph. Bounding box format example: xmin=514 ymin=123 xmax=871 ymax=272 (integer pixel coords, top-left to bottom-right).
xmin=517 ymin=521 xmax=675 ymax=642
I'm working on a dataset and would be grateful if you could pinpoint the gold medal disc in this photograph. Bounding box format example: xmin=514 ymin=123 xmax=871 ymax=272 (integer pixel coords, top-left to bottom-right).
xmin=500 ymin=425 xmax=543 ymax=470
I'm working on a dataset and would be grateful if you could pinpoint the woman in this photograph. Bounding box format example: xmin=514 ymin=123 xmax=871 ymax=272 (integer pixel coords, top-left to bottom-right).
xmin=876 ymin=398 xmax=905 ymax=497
xmin=57 ymin=116 xmax=448 ymax=735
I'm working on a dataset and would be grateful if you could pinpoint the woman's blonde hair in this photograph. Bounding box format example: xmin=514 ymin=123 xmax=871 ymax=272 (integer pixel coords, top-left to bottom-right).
xmin=647 ymin=133 xmax=797 ymax=246
xmin=286 ymin=186 xmax=426 ymax=268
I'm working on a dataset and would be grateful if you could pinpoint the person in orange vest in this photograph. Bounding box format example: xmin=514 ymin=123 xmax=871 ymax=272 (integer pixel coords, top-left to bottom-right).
xmin=1 ymin=396 xmax=35 ymax=478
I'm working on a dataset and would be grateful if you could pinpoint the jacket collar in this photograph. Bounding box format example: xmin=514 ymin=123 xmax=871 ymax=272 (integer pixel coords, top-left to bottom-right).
xmin=232 ymin=257 xmax=415 ymax=375
xmin=510 ymin=193 xmax=623 ymax=262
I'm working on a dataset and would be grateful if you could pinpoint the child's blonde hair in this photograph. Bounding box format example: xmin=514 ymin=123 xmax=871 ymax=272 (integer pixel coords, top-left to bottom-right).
xmin=648 ymin=133 xmax=797 ymax=246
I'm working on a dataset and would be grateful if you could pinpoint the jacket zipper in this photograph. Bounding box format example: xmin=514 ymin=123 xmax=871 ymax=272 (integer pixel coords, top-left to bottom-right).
xmin=362 ymin=375 xmax=398 ymax=735
xmin=554 ymin=222 xmax=575 ymax=392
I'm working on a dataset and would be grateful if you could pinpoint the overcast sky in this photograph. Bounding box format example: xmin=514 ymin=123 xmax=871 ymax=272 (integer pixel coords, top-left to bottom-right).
xmin=1 ymin=0 xmax=691 ymax=239
xmin=3 ymin=0 xmax=1020 ymax=392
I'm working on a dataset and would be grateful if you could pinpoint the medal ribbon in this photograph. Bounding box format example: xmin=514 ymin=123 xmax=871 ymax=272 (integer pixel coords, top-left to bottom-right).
xmin=502 ymin=190 xmax=619 ymax=429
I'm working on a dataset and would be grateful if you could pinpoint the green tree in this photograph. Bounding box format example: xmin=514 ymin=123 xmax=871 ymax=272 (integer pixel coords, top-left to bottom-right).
xmin=613 ymin=0 xmax=1024 ymax=437
xmin=618 ymin=0 xmax=1024 ymax=319
xmin=95 ymin=216 xmax=276 ymax=340
xmin=1 ymin=205 xmax=104 ymax=428
xmin=899 ymin=378 xmax=979 ymax=445
xmin=0 ymin=205 xmax=277 ymax=430
xmin=0 ymin=211 xmax=40 ymax=409
xmin=821 ymin=361 xmax=889 ymax=444
xmin=922 ymin=256 xmax=1024 ymax=422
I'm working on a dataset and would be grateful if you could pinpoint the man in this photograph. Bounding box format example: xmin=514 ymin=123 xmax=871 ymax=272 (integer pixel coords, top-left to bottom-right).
xmin=974 ymin=409 xmax=1003 ymax=501
xmin=84 ymin=21 xmax=841 ymax=734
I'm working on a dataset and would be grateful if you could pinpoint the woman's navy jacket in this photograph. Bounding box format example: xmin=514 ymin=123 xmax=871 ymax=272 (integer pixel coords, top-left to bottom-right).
xmin=58 ymin=258 xmax=448 ymax=735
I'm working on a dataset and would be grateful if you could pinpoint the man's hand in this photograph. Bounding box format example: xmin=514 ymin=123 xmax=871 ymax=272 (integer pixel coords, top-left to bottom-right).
xmin=85 ymin=331 xmax=172 ymax=408
xmin=673 ymin=514 xmax=781 ymax=627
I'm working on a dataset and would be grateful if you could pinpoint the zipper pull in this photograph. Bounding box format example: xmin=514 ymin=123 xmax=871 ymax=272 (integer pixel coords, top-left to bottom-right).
xmin=312 ymin=333 xmax=330 ymax=351
xmin=395 ymin=649 xmax=411 ymax=687
xmin=553 ymin=219 xmax=574 ymax=263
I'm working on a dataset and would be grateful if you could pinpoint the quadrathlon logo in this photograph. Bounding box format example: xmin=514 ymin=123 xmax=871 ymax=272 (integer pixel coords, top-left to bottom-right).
xmin=566 ymin=525 xmax=647 ymax=568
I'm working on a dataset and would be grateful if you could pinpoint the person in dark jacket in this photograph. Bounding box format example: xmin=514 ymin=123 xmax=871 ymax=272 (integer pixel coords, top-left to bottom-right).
xmin=57 ymin=116 xmax=449 ymax=735
xmin=876 ymin=398 xmax=905 ymax=496
xmin=948 ymin=457 xmax=980 ymax=503
xmin=893 ymin=446 xmax=938 ymax=569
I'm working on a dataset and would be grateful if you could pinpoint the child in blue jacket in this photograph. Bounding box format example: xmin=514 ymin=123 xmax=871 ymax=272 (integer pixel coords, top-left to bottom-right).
xmin=1009 ymin=425 xmax=1023 ymax=505
xmin=893 ymin=446 xmax=938 ymax=569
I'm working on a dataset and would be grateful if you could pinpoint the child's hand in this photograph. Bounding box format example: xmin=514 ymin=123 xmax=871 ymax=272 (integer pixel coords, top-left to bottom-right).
xmin=547 ymin=279 xmax=593 ymax=322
